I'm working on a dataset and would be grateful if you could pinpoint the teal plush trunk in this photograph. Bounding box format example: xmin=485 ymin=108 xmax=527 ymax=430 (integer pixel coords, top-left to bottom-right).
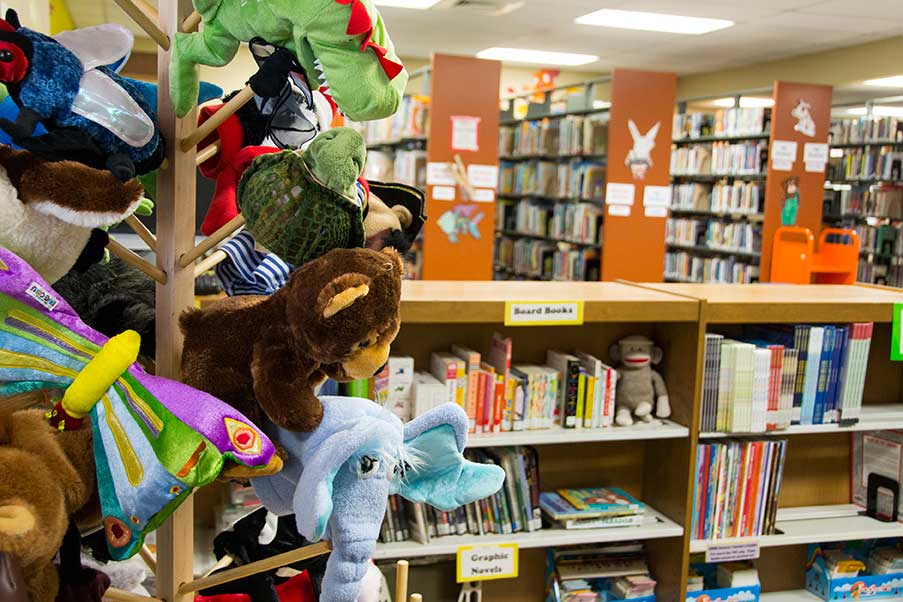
xmin=172 ymin=0 xmax=407 ymax=120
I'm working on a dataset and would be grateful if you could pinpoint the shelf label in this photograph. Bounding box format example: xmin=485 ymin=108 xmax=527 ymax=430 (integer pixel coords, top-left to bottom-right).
xmin=705 ymin=540 xmax=760 ymax=563
xmin=892 ymin=303 xmax=903 ymax=361
xmin=504 ymin=301 xmax=584 ymax=326
xmin=456 ymin=543 xmax=519 ymax=582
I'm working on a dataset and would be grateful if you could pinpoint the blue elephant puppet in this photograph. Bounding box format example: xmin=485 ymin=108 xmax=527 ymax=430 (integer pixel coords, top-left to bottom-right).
xmin=252 ymin=397 xmax=506 ymax=602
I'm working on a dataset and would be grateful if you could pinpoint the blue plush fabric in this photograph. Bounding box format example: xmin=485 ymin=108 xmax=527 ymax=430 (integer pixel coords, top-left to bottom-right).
xmin=251 ymin=397 xmax=505 ymax=602
xmin=12 ymin=27 xmax=162 ymax=164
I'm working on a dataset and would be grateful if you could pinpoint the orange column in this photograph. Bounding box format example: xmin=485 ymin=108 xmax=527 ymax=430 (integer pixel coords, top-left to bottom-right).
xmin=601 ymin=69 xmax=676 ymax=281
xmin=759 ymin=81 xmax=833 ymax=281
xmin=421 ymin=53 xmax=501 ymax=280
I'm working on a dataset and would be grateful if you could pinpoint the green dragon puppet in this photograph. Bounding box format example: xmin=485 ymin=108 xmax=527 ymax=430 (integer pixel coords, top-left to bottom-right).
xmin=171 ymin=0 xmax=407 ymax=120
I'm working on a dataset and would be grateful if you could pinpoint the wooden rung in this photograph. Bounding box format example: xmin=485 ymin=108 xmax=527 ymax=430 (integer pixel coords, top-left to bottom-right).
xmin=194 ymin=249 xmax=227 ymax=278
xmin=410 ymin=594 xmax=423 ymax=602
xmin=111 ymin=0 xmax=170 ymax=50
xmin=107 ymin=238 xmax=167 ymax=284
xmin=178 ymin=214 xmax=245 ymax=268
xmin=395 ymin=560 xmax=409 ymax=602
xmin=177 ymin=540 xmax=332 ymax=594
xmin=125 ymin=214 xmax=157 ymax=252
xmin=180 ymin=10 xmax=202 ymax=32
xmin=196 ymin=139 xmax=222 ymax=166
xmin=180 ymin=86 xmax=255 ymax=151
xmin=138 ymin=544 xmax=156 ymax=574
xmin=103 ymin=588 xmax=164 ymax=602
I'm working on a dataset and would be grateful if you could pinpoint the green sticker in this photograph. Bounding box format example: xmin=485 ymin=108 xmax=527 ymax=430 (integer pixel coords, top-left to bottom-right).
xmin=893 ymin=303 xmax=903 ymax=361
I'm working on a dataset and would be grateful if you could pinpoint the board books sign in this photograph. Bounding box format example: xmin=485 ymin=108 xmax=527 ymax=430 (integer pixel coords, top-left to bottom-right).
xmin=705 ymin=540 xmax=760 ymax=563
xmin=504 ymin=301 xmax=584 ymax=326
xmin=892 ymin=303 xmax=903 ymax=361
xmin=456 ymin=543 xmax=518 ymax=582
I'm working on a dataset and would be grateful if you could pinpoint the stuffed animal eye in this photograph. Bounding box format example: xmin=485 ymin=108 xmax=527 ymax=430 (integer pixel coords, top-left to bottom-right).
xmin=0 ymin=50 xmax=13 ymax=62
xmin=359 ymin=340 xmax=370 ymax=349
xmin=359 ymin=455 xmax=379 ymax=478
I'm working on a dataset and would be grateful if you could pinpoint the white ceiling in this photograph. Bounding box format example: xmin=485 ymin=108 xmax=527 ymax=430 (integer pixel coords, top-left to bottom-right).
xmin=78 ymin=0 xmax=903 ymax=74
xmin=376 ymin=0 xmax=903 ymax=74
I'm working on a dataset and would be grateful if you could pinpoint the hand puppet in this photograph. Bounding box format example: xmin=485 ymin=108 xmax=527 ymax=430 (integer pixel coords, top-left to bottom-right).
xmin=0 ymin=247 xmax=282 ymax=560
xmin=364 ymin=180 xmax=426 ymax=254
xmin=0 ymin=11 xmax=163 ymax=179
xmin=171 ymin=0 xmax=407 ymax=120
xmin=0 ymin=408 xmax=95 ymax=602
xmin=251 ymin=397 xmax=506 ymax=602
xmin=180 ymin=247 xmax=403 ymax=432
xmin=609 ymin=335 xmax=671 ymax=426
xmin=0 ymin=145 xmax=143 ymax=283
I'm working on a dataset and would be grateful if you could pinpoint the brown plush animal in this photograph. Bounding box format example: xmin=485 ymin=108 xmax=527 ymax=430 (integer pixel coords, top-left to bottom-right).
xmin=0 ymin=408 xmax=95 ymax=602
xmin=180 ymin=246 xmax=403 ymax=432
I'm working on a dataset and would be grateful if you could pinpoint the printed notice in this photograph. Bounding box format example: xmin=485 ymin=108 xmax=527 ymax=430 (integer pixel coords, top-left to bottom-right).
xmin=643 ymin=185 xmax=672 ymax=207
xmin=451 ymin=115 xmax=481 ymax=151
xmin=504 ymin=301 xmax=584 ymax=327
xmin=770 ymin=140 xmax=798 ymax=170
xmin=457 ymin=544 xmax=519 ymax=582
xmin=472 ymin=188 xmax=495 ymax=203
xmin=805 ymin=162 xmax=826 ymax=173
xmin=606 ymin=182 xmax=636 ymax=205
xmin=608 ymin=204 xmax=631 ymax=217
xmin=705 ymin=540 xmax=760 ymax=563
xmin=861 ymin=434 xmax=903 ymax=488
xmin=645 ymin=205 xmax=668 ymax=218
xmin=893 ymin=303 xmax=903 ymax=361
xmin=467 ymin=164 xmax=499 ymax=189
xmin=804 ymin=142 xmax=829 ymax=164
xmin=432 ymin=185 xmax=456 ymax=201
xmin=427 ymin=162 xmax=456 ymax=186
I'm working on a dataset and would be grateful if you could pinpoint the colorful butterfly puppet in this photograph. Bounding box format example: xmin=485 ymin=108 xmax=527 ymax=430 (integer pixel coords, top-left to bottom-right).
xmin=0 ymin=246 xmax=282 ymax=560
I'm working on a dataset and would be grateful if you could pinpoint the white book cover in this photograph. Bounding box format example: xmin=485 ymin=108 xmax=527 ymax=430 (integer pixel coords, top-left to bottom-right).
xmin=751 ymin=348 xmax=770 ymax=433
xmin=412 ymin=371 xmax=446 ymax=419
xmin=717 ymin=343 xmax=737 ymax=432
xmin=731 ymin=343 xmax=755 ymax=433
xmin=801 ymin=327 xmax=824 ymax=425
xmin=779 ymin=350 xmax=798 ymax=429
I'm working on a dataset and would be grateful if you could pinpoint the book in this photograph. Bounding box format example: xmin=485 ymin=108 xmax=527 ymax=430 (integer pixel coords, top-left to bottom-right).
xmin=801 ymin=326 xmax=824 ymax=425
xmin=452 ymin=344 xmax=481 ymax=431
xmin=430 ymin=352 xmax=459 ymax=406
xmin=554 ymin=513 xmax=646 ymax=530
xmin=556 ymin=487 xmax=645 ymax=516
xmin=411 ymin=371 xmax=446 ymax=419
xmin=546 ymin=350 xmax=581 ymax=428
xmin=487 ymin=333 xmax=514 ymax=431
xmin=813 ymin=325 xmax=835 ymax=425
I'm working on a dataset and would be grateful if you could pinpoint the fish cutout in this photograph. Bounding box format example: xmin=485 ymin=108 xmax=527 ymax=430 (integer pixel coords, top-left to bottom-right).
xmin=0 ymin=247 xmax=281 ymax=560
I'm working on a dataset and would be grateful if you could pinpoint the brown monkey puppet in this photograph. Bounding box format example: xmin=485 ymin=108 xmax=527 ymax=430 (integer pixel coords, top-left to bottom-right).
xmin=180 ymin=246 xmax=403 ymax=432
xmin=0 ymin=408 xmax=96 ymax=602
xmin=609 ymin=335 xmax=671 ymax=426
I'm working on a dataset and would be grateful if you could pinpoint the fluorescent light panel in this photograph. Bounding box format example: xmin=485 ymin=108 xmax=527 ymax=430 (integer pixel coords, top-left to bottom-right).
xmin=476 ymin=47 xmax=598 ymax=66
xmin=739 ymin=97 xmax=774 ymax=108
xmin=863 ymin=75 xmax=903 ymax=88
xmin=709 ymin=97 xmax=736 ymax=108
xmin=373 ymin=0 xmax=440 ymax=8
xmin=575 ymin=9 xmax=733 ymax=35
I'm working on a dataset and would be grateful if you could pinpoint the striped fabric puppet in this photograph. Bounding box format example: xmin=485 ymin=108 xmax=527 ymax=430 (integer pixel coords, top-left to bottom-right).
xmin=0 ymin=246 xmax=282 ymax=560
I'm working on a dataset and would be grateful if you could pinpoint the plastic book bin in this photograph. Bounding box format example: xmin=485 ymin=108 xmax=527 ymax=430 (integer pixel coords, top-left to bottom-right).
xmin=806 ymin=544 xmax=903 ymax=601
xmin=770 ymin=227 xmax=860 ymax=284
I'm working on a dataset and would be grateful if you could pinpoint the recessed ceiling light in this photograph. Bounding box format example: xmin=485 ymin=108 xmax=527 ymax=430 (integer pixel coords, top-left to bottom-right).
xmin=575 ymin=9 xmax=733 ymax=35
xmin=373 ymin=0 xmax=440 ymax=8
xmin=476 ymin=47 xmax=599 ymax=66
xmin=863 ymin=75 xmax=903 ymax=88
xmin=873 ymin=106 xmax=903 ymax=118
xmin=739 ymin=97 xmax=774 ymax=108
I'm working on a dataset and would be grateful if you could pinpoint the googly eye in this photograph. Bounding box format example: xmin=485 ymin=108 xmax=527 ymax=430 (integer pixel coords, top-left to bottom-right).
xmin=359 ymin=340 xmax=371 ymax=349
xmin=359 ymin=455 xmax=379 ymax=478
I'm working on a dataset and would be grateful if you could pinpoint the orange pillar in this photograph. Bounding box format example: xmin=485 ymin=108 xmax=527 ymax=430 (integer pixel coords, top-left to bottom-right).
xmin=759 ymin=81 xmax=833 ymax=281
xmin=601 ymin=69 xmax=676 ymax=281
xmin=421 ymin=53 xmax=501 ymax=280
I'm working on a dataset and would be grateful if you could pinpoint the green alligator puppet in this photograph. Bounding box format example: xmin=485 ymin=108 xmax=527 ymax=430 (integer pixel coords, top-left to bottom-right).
xmin=171 ymin=0 xmax=407 ymax=120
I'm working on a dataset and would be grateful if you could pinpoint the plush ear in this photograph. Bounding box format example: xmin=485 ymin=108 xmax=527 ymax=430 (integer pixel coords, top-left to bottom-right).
xmin=316 ymin=273 xmax=372 ymax=319
xmin=627 ymin=119 xmax=641 ymax=141
xmin=609 ymin=343 xmax=621 ymax=362
xmin=5 ymin=9 xmax=20 ymax=29
xmin=392 ymin=404 xmax=505 ymax=511
xmin=645 ymin=121 xmax=661 ymax=142
xmin=651 ymin=345 xmax=663 ymax=365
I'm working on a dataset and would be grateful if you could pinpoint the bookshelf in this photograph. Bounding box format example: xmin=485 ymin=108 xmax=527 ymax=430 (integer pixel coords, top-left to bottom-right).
xmin=824 ymin=100 xmax=903 ymax=287
xmin=494 ymin=77 xmax=610 ymax=282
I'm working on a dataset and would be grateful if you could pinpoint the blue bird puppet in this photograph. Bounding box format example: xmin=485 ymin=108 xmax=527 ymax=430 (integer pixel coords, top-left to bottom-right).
xmin=0 ymin=10 xmax=164 ymax=180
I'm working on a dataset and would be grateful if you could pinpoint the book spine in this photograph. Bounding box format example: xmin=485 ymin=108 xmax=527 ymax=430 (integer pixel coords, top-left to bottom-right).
xmin=562 ymin=359 xmax=580 ymax=428
xmin=801 ymin=327 xmax=823 ymax=425
xmin=814 ymin=326 xmax=834 ymax=425
xmin=575 ymin=370 xmax=587 ymax=429
xmin=793 ymin=325 xmax=809 ymax=423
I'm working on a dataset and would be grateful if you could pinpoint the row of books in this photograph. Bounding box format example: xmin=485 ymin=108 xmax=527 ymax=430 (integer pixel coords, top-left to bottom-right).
xmin=348 ymin=95 xmax=429 ymax=145
xmin=360 ymin=148 xmax=428 ymax=189
xmin=540 ymin=486 xmax=647 ymax=530
xmin=671 ymin=181 xmax=762 ymax=215
xmin=826 ymin=146 xmax=903 ymax=182
xmin=547 ymin=542 xmax=657 ymax=602
xmin=691 ymin=439 xmax=788 ymax=540
xmin=496 ymin=238 xmax=601 ymax=281
xmin=700 ymin=324 xmax=874 ymax=433
xmin=499 ymin=115 xmax=608 ymax=158
xmin=378 ymin=446 xmax=543 ymax=542
xmin=666 ymin=219 xmax=760 ymax=254
xmin=857 ymin=261 xmax=903 ymax=288
xmin=823 ymin=184 xmax=903 ymax=220
xmin=670 ymin=141 xmax=767 ymax=176
xmin=673 ymin=108 xmax=770 ymax=139
xmin=664 ymin=253 xmax=759 ymax=284
xmin=857 ymin=223 xmax=903 ymax=257
xmin=688 ymin=562 xmax=759 ymax=593
xmin=499 ymin=160 xmax=606 ymax=200
xmin=496 ymin=199 xmax=603 ymax=245
xmin=829 ymin=116 xmax=903 ymax=145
